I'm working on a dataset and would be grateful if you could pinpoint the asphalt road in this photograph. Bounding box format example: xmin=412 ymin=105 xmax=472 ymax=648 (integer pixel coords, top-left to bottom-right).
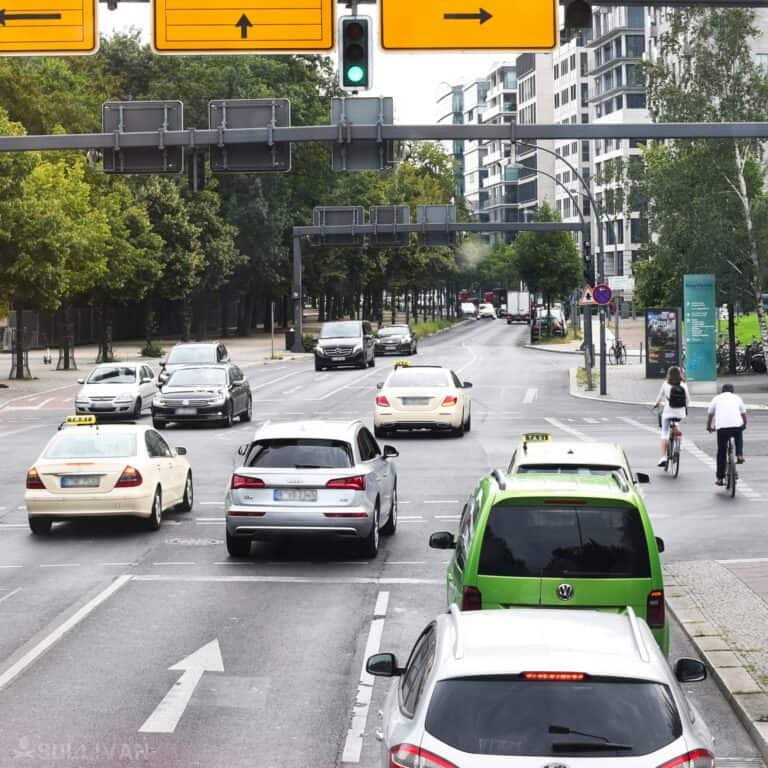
xmin=0 ymin=319 xmax=765 ymax=768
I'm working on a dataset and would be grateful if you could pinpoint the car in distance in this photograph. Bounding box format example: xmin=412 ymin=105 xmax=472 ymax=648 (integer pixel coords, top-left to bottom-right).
xmin=368 ymin=607 xmax=713 ymax=768
xmin=225 ymin=419 xmax=398 ymax=558
xmin=459 ymin=302 xmax=477 ymax=319
xmin=477 ymin=303 xmax=496 ymax=319
xmin=152 ymin=364 xmax=251 ymax=429
xmin=75 ymin=364 xmax=158 ymax=420
xmin=158 ymin=341 xmax=229 ymax=385
xmin=430 ymin=470 xmax=668 ymax=653
xmin=496 ymin=304 xmax=507 ymax=318
xmin=374 ymin=324 xmax=417 ymax=356
xmin=314 ymin=320 xmax=376 ymax=371
xmin=25 ymin=416 xmax=193 ymax=534
xmin=374 ymin=364 xmax=472 ymax=439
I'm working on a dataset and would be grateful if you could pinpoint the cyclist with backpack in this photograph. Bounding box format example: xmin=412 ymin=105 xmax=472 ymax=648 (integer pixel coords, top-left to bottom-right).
xmin=653 ymin=365 xmax=690 ymax=468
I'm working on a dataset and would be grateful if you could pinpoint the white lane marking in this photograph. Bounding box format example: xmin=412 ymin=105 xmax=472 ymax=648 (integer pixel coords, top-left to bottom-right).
xmin=716 ymin=557 xmax=768 ymax=564
xmin=423 ymin=499 xmax=458 ymax=504
xmin=434 ymin=515 xmax=460 ymax=521
xmin=0 ymin=565 xmax=23 ymax=569
xmin=522 ymin=388 xmax=538 ymax=404
xmin=152 ymin=562 xmax=196 ymax=566
xmin=39 ymin=563 xmax=80 ymax=568
xmin=386 ymin=561 xmax=425 ymax=565
xmin=133 ymin=575 xmax=443 ymax=585
xmin=341 ymin=590 xmax=388 ymax=763
xmin=195 ymin=517 xmax=224 ymax=522
xmin=456 ymin=344 xmax=480 ymax=375
xmin=545 ymin=417 xmax=592 ymax=442
xmin=195 ymin=521 xmax=223 ymax=526
xmin=0 ymin=506 xmax=6 ymax=511
xmin=139 ymin=639 xmax=224 ymax=734
xmin=99 ymin=562 xmax=137 ymax=567
xmin=16 ymin=506 xmax=25 ymax=511
xmin=308 ymin=367 xmax=382 ymax=401
xmin=583 ymin=417 xmax=600 ymax=424
xmin=282 ymin=385 xmax=303 ymax=395
xmin=199 ymin=502 xmax=222 ymax=506
xmin=0 ymin=524 xmax=28 ymax=529
xmin=0 ymin=382 xmax=77 ymax=411
xmin=398 ymin=501 xmax=411 ymax=505
xmin=0 ymin=588 xmax=22 ymax=606
xmin=250 ymin=369 xmax=306 ymax=390
xmin=397 ymin=516 xmax=424 ymax=521
xmin=0 ymin=574 xmax=131 ymax=692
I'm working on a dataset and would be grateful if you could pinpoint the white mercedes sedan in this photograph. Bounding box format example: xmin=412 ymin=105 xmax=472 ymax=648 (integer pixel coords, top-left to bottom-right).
xmin=25 ymin=416 xmax=193 ymax=534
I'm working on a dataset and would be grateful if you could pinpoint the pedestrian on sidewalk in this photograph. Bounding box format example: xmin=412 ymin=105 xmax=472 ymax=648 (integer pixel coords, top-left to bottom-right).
xmin=653 ymin=365 xmax=690 ymax=468
xmin=706 ymin=383 xmax=747 ymax=486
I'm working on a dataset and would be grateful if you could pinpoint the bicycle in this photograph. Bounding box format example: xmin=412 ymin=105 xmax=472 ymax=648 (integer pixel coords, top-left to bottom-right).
xmin=724 ymin=435 xmax=737 ymax=498
xmin=665 ymin=417 xmax=682 ymax=478
xmin=608 ymin=337 xmax=627 ymax=365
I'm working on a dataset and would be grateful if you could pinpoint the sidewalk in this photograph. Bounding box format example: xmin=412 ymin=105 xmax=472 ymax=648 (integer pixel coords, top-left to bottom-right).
xmin=666 ymin=560 xmax=768 ymax=760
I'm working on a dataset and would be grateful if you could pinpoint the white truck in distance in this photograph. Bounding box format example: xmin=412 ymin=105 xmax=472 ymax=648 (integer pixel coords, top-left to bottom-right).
xmin=506 ymin=290 xmax=531 ymax=323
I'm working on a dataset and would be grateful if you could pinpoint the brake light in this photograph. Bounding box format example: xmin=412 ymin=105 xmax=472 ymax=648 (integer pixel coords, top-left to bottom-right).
xmin=376 ymin=395 xmax=390 ymax=407
xmin=231 ymin=474 xmax=265 ymax=490
xmin=441 ymin=395 xmax=458 ymax=406
xmin=656 ymin=748 xmax=715 ymax=768
xmin=461 ymin=586 xmax=482 ymax=611
xmin=647 ymin=589 xmax=665 ymax=628
xmin=26 ymin=468 xmax=45 ymax=490
xmin=523 ymin=671 xmax=586 ymax=681
xmin=116 ymin=466 xmax=143 ymax=488
xmin=389 ymin=743 xmax=458 ymax=768
xmin=326 ymin=475 xmax=366 ymax=491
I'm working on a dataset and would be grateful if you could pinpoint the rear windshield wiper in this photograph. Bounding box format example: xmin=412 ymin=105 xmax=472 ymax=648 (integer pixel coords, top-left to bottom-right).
xmin=294 ymin=464 xmax=334 ymax=469
xmin=552 ymin=742 xmax=633 ymax=752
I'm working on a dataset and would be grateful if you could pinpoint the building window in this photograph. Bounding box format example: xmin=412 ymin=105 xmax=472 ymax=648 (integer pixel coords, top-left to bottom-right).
xmin=570 ymin=84 xmax=577 ymax=101
xmin=581 ymin=83 xmax=589 ymax=107
xmin=582 ymin=141 xmax=590 ymax=162
xmin=626 ymin=92 xmax=646 ymax=108
xmin=615 ymin=94 xmax=623 ymax=109
xmin=581 ymin=52 xmax=588 ymax=75
xmin=631 ymin=218 xmax=648 ymax=243
xmin=554 ymin=63 xmax=560 ymax=79
xmin=626 ymin=34 xmax=645 ymax=58
xmin=628 ymin=6 xmax=644 ymax=27
xmin=554 ymin=93 xmax=560 ymax=108
xmin=614 ymin=38 xmax=622 ymax=59
xmin=562 ymin=58 xmax=568 ymax=74
xmin=570 ymin=53 xmax=576 ymax=69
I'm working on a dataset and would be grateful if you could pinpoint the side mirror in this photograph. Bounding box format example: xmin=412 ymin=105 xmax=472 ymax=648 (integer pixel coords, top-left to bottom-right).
xmin=77 ymin=378 xmax=85 ymax=385
xmin=383 ymin=445 xmax=399 ymax=459
xmin=159 ymin=360 xmax=166 ymax=368
xmin=636 ymin=472 xmax=650 ymax=484
xmin=655 ymin=536 xmax=665 ymax=553
xmin=675 ymin=658 xmax=707 ymax=683
xmin=462 ymin=381 xmax=473 ymax=389
xmin=176 ymin=447 xmax=187 ymax=456
xmin=141 ymin=377 xmax=152 ymax=384
xmin=366 ymin=652 xmax=403 ymax=677
xmin=376 ymin=382 xmax=384 ymax=390
xmin=237 ymin=444 xmax=249 ymax=456
xmin=429 ymin=531 xmax=456 ymax=550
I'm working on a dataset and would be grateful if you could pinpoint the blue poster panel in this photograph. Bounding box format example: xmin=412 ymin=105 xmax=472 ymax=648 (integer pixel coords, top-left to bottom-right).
xmin=684 ymin=274 xmax=716 ymax=382
xmin=645 ymin=307 xmax=681 ymax=379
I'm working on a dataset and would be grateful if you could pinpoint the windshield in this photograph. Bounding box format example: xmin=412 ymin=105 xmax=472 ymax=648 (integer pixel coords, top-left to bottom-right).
xmin=86 ymin=366 xmax=137 ymax=385
xmin=378 ymin=327 xmax=408 ymax=337
xmin=166 ymin=368 xmax=226 ymax=387
xmin=387 ymin=369 xmax=451 ymax=388
xmin=245 ymin=439 xmax=352 ymax=468
xmin=479 ymin=505 xmax=651 ymax=578
xmin=426 ymin=677 xmax=681 ymax=757
xmin=320 ymin=322 xmax=361 ymax=339
xmin=516 ymin=464 xmax=626 ymax=479
xmin=167 ymin=346 xmax=218 ymax=365
xmin=44 ymin=431 xmax=137 ymax=459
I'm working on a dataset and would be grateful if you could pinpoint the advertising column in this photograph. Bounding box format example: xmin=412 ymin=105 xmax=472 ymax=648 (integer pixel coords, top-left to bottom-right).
xmin=645 ymin=308 xmax=681 ymax=379
xmin=684 ymin=274 xmax=717 ymax=393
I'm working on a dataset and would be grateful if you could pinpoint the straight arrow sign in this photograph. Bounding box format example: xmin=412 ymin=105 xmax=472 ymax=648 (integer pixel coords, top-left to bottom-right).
xmin=443 ymin=8 xmax=492 ymax=24
xmin=139 ymin=639 xmax=224 ymax=734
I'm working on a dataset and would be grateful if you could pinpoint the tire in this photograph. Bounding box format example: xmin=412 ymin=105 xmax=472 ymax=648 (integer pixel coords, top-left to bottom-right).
xmin=465 ymin=411 xmax=471 ymax=433
xmin=152 ymin=418 xmax=166 ymax=430
xmin=453 ymin=414 xmax=465 ymax=438
xmin=608 ymin=348 xmax=618 ymax=365
xmin=133 ymin=398 xmax=142 ymax=420
xmin=29 ymin=517 xmax=52 ymax=535
xmin=358 ymin=356 xmax=367 ymax=370
xmin=672 ymin=443 xmax=680 ymax=478
xmin=177 ymin=472 xmax=194 ymax=512
xmin=381 ymin=486 xmax=397 ymax=535
xmin=226 ymin=530 xmax=252 ymax=557
xmin=729 ymin=458 xmax=737 ymax=498
xmin=240 ymin=397 xmax=252 ymax=422
xmin=618 ymin=345 xmax=627 ymax=365
xmin=145 ymin=488 xmax=162 ymax=531
xmin=314 ymin=359 xmax=323 ymax=371
xmin=359 ymin=503 xmax=380 ymax=558
xmin=412 ymin=344 xmax=417 ymax=355
xmin=221 ymin=403 xmax=234 ymax=428
xmin=368 ymin=354 xmax=375 ymax=368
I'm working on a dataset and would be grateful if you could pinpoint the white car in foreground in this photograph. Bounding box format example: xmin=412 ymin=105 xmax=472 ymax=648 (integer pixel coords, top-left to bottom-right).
xmin=75 ymin=363 xmax=158 ymax=419
xmin=368 ymin=608 xmax=714 ymax=768
xmin=25 ymin=417 xmax=193 ymax=534
xmin=374 ymin=364 xmax=472 ymax=438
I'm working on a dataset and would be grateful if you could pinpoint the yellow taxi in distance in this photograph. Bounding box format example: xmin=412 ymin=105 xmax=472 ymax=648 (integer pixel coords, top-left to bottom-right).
xmin=25 ymin=416 xmax=193 ymax=534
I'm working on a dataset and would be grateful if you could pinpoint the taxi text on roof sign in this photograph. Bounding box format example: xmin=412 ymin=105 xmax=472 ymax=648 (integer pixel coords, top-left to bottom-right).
xmin=65 ymin=415 xmax=96 ymax=426
xmin=379 ymin=0 xmax=557 ymax=51
xmin=522 ymin=432 xmax=552 ymax=442
xmin=0 ymin=0 xmax=96 ymax=55
xmin=153 ymin=0 xmax=334 ymax=53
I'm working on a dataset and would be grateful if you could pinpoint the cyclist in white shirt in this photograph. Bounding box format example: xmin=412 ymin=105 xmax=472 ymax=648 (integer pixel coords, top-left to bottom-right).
xmin=653 ymin=365 xmax=690 ymax=468
xmin=706 ymin=383 xmax=747 ymax=486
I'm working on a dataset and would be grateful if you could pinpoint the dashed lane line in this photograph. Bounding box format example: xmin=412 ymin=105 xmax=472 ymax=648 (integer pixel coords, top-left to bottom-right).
xmin=544 ymin=417 xmax=592 ymax=442
xmin=0 ymin=588 xmax=21 ymax=606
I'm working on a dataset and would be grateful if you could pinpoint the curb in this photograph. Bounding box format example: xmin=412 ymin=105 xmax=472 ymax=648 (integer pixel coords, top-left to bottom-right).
xmin=524 ymin=343 xmax=583 ymax=356
xmin=665 ymin=594 xmax=768 ymax=762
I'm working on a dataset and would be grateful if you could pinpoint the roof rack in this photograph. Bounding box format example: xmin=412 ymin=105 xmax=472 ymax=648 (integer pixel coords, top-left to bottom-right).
xmin=449 ymin=603 xmax=464 ymax=660
xmin=491 ymin=468 xmax=507 ymax=490
xmin=626 ymin=606 xmax=650 ymax=663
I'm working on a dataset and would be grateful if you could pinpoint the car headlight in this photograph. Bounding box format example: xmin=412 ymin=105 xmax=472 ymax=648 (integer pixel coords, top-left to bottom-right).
xmin=211 ymin=395 xmax=227 ymax=406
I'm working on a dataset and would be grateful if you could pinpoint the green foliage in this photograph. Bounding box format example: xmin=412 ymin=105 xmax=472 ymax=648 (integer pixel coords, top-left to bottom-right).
xmin=411 ymin=319 xmax=456 ymax=339
xmin=141 ymin=341 xmax=165 ymax=358
xmin=302 ymin=333 xmax=317 ymax=352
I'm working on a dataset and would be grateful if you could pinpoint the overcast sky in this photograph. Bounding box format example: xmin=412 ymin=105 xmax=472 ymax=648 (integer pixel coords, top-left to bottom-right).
xmin=98 ymin=6 xmax=513 ymax=124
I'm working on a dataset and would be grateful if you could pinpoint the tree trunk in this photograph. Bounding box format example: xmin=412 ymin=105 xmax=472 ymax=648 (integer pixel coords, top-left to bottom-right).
xmin=728 ymin=302 xmax=737 ymax=375
xmin=13 ymin=301 xmax=26 ymax=379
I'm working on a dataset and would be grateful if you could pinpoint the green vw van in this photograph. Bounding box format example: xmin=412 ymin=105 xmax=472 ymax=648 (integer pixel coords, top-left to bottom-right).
xmin=429 ymin=470 xmax=668 ymax=653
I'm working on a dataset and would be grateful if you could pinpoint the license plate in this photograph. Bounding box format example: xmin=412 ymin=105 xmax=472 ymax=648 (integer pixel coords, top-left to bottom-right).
xmin=402 ymin=397 xmax=429 ymax=406
xmin=175 ymin=407 xmax=197 ymax=415
xmin=331 ymin=356 xmax=345 ymax=362
xmin=60 ymin=476 xmax=100 ymax=488
xmin=274 ymin=488 xmax=318 ymax=502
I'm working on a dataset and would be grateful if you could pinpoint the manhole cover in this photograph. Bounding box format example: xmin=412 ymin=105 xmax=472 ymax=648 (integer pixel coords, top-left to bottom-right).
xmin=166 ymin=538 xmax=223 ymax=546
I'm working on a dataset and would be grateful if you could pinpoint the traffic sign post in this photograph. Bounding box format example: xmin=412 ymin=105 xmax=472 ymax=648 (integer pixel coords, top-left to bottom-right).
xmin=379 ymin=0 xmax=557 ymax=50
xmin=0 ymin=0 xmax=96 ymax=55
xmin=153 ymin=0 xmax=334 ymax=53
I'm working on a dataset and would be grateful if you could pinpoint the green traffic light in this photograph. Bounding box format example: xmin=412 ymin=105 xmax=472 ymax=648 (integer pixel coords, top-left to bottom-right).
xmin=346 ymin=65 xmax=366 ymax=84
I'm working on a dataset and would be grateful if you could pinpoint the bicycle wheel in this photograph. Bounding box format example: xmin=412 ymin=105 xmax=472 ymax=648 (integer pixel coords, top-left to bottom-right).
xmin=618 ymin=344 xmax=627 ymax=365
xmin=671 ymin=439 xmax=680 ymax=477
xmin=608 ymin=347 xmax=618 ymax=365
xmin=729 ymin=452 xmax=737 ymax=498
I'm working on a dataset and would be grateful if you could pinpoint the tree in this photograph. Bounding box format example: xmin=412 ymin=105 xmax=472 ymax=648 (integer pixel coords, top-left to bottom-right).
xmin=513 ymin=203 xmax=581 ymax=312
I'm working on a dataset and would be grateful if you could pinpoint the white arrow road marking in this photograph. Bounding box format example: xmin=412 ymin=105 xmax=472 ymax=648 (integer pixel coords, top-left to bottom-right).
xmin=139 ymin=639 xmax=224 ymax=734
xmin=522 ymin=387 xmax=538 ymax=404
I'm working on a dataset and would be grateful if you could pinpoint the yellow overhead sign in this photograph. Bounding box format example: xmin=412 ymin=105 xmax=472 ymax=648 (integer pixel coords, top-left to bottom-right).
xmin=153 ymin=0 xmax=334 ymax=53
xmin=380 ymin=1 xmax=557 ymax=51
xmin=0 ymin=0 xmax=96 ymax=55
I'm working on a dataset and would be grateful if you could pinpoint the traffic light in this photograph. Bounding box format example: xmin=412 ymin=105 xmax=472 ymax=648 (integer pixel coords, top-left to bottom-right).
xmin=339 ymin=16 xmax=372 ymax=91
xmin=583 ymin=240 xmax=594 ymax=284
xmin=562 ymin=0 xmax=592 ymax=30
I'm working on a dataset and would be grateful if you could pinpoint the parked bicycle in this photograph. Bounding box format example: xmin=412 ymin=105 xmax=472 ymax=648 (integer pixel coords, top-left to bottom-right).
xmin=608 ymin=337 xmax=627 ymax=365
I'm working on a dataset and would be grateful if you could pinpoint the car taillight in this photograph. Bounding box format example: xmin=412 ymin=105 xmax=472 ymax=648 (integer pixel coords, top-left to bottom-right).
xmin=26 ymin=468 xmax=45 ymax=490
xmin=231 ymin=474 xmax=265 ymax=490
xmin=647 ymin=589 xmax=665 ymax=628
xmin=376 ymin=395 xmax=391 ymax=407
xmin=116 ymin=466 xmax=143 ymax=488
xmin=326 ymin=475 xmax=366 ymax=491
xmin=461 ymin=586 xmax=482 ymax=611
xmin=389 ymin=744 xmax=458 ymax=768
xmin=656 ymin=748 xmax=715 ymax=768
xmin=441 ymin=395 xmax=458 ymax=406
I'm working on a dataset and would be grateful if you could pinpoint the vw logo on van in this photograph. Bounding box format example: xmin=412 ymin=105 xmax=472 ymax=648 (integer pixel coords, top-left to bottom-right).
xmin=556 ymin=583 xmax=575 ymax=601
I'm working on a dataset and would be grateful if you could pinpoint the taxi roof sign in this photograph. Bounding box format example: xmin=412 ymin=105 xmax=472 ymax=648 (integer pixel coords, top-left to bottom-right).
xmin=65 ymin=415 xmax=96 ymax=426
xmin=0 ymin=0 xmax=97 ymax=55
xmin=153 ymin=0 xmax=335 ymax=54
xmin=380 ymin=0 xmax=557 ymax=51
xmin=393 ymin=360 xmax=411 ymax=368
xmin=522 ymin=432 xmax=552 ymax=443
